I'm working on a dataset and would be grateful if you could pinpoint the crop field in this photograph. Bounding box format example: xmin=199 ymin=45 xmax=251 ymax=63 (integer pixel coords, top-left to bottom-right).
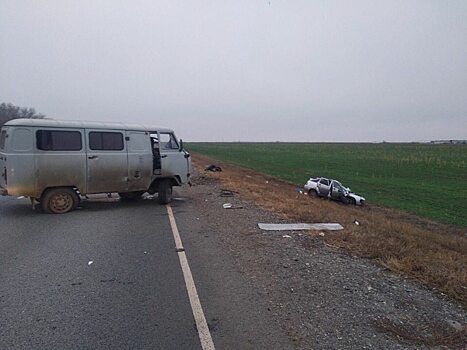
xmin=188 ymin=143 xmax=467 ymax=227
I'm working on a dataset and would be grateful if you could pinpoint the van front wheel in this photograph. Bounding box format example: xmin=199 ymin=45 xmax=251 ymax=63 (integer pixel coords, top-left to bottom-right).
xmin=41 ymin=188 xmax=79 ymax=214
xmin=158 ymin=180 xmax=173 ymax=204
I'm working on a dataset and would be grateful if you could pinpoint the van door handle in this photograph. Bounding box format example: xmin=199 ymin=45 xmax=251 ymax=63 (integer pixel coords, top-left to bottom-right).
xmin=88 ymin=155 xmax=98 ymax=160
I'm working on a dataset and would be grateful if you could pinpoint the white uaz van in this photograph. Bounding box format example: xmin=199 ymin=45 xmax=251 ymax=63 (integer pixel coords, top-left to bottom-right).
xmin=0 ymin=119 xmax=192 ymax=213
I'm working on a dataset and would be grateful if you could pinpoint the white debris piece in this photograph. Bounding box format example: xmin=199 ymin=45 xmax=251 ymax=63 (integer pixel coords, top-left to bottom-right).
xmin=88 ymin=261 xmax=93 ymax=266
xmin=354 ymin=220 xmax=360 ymax=225
xmin=319 ymin=232 xmax=325 ymax=237
xmin=223 ymin=203 xmax=243 ymax=209
xmin=17 ymin=196 xmax=25 ymax=200
xmin=282 ymin=234 xmax=292 ymax=238
xmin=258 ymin=223 xmax=344 ymax=231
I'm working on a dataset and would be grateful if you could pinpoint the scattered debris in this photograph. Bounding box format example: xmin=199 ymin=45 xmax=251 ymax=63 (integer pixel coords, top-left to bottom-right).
xmin=282 ymin=234 xmax=292 ymax=238
xmin=446 ymin=319 xmax=463 ymax=332
xmin=295 ymin=187 xmax=305 ymax=194
xmin=205 ymin=164 xmax=222 ymax=172
xmin=220 ymin=189 xmax=237 ymax=197
xmin=143 ymin=193 xmax=156 ymax=200
xmin=319 ymin=232 xmax=325 ymax=237
xmin=258 ymin=223 xmax=344 ymax=231
xmin=223 ymin=203 xmax=244 ymax=209
xmin=354 ymin=220 xmax=360 ymax=225
xmin=17 ymin=196 xmax=25 ymax=200
xmin=144 ymin=251 xmax=147 ymax=254
xmin=88 ymin=261 xmax=93 ymax=266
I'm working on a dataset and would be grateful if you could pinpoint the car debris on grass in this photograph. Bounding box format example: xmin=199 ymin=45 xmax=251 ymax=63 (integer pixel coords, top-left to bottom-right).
xmin=205 ymin=164 xmax=222 ymax=172
xmin=304 ymin=177 xmax=365 ymax=205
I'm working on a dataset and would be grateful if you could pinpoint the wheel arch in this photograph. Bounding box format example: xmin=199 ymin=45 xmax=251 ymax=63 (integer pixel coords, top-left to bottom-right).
xmin=149 ymin=176 xmax=181 ymax=193
xmin=39 ymin=185 xmax=81 ymax=200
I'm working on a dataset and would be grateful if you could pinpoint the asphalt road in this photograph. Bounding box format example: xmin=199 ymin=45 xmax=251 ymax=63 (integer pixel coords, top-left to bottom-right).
xmin=0 ymin=194 xmax=293 ymax=350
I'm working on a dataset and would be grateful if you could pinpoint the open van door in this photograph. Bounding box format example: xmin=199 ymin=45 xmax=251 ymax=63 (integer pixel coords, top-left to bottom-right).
xmin=158 ymin=132 xmax=189 ymax=183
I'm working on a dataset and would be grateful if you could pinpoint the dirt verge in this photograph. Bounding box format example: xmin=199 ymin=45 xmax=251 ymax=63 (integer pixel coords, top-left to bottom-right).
xmin=192 ymin=153 xmax=467 ymax=307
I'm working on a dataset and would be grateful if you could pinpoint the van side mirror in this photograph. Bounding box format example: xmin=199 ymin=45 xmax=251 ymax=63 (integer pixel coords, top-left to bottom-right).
xmin=179 ymin=139 xmax=184 ymax=151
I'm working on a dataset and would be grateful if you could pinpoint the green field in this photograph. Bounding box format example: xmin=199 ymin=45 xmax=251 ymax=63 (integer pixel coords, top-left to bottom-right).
xmin=188 ymin=143 xmax=467 ymax=227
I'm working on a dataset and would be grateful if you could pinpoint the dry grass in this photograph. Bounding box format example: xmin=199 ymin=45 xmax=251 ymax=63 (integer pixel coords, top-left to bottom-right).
xmin=376 ymin=318 xmax=467 ymax=349
xmin=193 ymin=154 xmax=467 ymax=307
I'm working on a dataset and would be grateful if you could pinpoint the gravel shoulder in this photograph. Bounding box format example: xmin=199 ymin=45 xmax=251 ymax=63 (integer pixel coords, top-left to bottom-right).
xmin=180 ymin=169 xmax=466 ymax=349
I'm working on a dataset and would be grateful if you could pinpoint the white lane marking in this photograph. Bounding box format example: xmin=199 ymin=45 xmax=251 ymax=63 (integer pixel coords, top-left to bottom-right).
xmin=166 ymin=205 xmax=215 ymax=350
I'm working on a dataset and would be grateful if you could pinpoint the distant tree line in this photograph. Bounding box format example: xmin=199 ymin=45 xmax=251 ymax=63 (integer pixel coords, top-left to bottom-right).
xmin=0 ymin=102 xmax=45 ymax=126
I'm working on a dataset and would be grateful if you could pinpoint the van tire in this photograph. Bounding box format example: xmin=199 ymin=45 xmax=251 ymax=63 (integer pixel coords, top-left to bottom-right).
xmin=158 ymin=179 xmax=172 ymax=204
xmin=41 ymin=187 xmax=79 ymax=214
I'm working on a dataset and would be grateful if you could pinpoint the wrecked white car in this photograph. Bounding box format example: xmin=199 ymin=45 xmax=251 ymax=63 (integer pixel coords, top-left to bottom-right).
xmin=304 ymin=177 xmax=365 ymax=205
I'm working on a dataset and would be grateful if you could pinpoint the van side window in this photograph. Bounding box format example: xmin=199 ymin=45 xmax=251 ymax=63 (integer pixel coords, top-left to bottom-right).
xmin=36 ymin=130 xmax=82 ymax=151
xmin=89 ymin=132 xmax=124 ymax=151
xmin=159 ymin=133 xmax=179 ymax=150
xmin=0 ymin=130 xmax=6 ymax=150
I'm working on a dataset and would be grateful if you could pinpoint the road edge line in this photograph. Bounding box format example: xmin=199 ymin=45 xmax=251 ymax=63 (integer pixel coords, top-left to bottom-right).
xmin=166 ymin=204 xmax=215 ymax=350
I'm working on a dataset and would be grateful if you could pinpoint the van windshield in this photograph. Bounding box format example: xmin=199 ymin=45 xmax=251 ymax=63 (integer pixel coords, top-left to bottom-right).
xmin=0 ymin=128 xmax=7 ymax=150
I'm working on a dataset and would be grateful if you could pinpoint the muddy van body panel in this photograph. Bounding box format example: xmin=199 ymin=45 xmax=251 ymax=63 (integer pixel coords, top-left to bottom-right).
xmin=85 ymin=129 xmax=129 ymax=194
xmin=34 ymin=127 xmax=87 ymax=198
xmin=0 ymin=126 xmax=36 ymax=197
xmin=0 ymin=126 xmax=10 ymax=194
xmin=126 ymin=131 xmax=153 ymax=192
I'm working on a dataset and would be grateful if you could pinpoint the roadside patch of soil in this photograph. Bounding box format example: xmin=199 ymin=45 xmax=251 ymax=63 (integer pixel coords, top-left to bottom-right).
xmin=184 ymin=166 xmax=466 ymax=349
xmin=193 ymin=153 xmax=467 ymax=308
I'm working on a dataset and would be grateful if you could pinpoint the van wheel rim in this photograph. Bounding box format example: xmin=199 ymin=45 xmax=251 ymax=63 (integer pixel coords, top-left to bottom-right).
xmin=50 ymin=193 xmax=73 ymax=213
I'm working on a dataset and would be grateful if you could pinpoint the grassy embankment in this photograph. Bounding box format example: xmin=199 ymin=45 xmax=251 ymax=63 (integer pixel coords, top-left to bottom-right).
xmin=188 ymin=142 xmax=467 ymax=227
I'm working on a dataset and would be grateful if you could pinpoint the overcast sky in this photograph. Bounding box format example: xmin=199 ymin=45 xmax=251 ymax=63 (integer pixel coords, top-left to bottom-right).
xmin=1 ymin=1 xmax=466 ymax=142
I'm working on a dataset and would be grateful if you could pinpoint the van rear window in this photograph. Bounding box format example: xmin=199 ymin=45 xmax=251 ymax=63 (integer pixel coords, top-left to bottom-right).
xmin=0 ymin=129 xmax=6 ymax=150
xmin=36 ymin=130 xmax=82 ymax=151
xmin=89 ymin=132 xmax=124 ymax=151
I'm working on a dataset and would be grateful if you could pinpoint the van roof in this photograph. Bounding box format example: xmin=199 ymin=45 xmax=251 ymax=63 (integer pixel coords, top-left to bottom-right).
xmin=4 ymin=118 xmax=174 ymax=133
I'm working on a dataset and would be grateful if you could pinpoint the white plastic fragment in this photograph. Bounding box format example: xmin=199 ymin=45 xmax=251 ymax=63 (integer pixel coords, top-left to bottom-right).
xmin=319 ymin=232 xmax=325 ymax=237
xmin=354 ymin=220 xmax=360 ymax=225
xmin=17 ymin=196 xmax=25 ymax=199
xmin=223 ymin=203 xmax=243 ymax=209
xmin=88 ymin=261 xmax=93 ymax=266
xmin=258 ymin=223 xmax=344 ymax=231
xmin=282 ymin=234 xmax=292 ymax=238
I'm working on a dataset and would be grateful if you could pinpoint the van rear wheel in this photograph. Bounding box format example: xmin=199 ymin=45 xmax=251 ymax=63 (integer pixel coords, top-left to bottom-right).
xmin=41 ymin=188 xmax=79 ymax=214
xmin=158 ymin=179 xmax=172 ymax=204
